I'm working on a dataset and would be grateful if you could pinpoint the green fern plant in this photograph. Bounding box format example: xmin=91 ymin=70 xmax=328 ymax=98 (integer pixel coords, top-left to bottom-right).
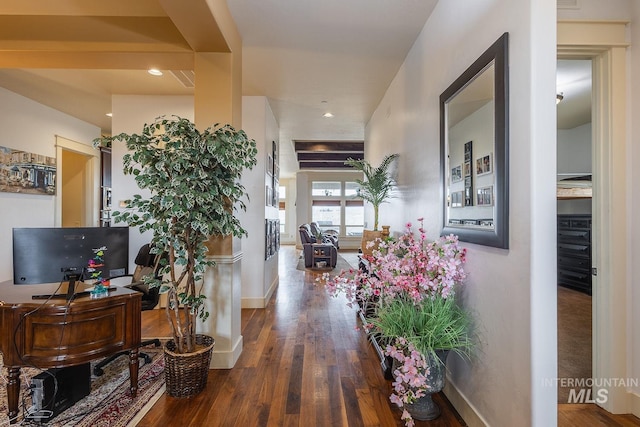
xmin=95 ymin=116 xmax=257 ymax=354
xmin=345 ymin=153 xmax=399 ymax=230
xmin=369 ymin=295 xmax=473 ymax=364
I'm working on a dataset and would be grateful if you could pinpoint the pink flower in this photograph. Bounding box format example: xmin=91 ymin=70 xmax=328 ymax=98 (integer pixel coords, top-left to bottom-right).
xmin=316 ymin=217 xmax=467 ymax=427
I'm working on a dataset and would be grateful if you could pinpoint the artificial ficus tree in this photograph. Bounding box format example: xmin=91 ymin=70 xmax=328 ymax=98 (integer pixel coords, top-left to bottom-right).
xmin=97 ymin=116 xmax=257 ymax=353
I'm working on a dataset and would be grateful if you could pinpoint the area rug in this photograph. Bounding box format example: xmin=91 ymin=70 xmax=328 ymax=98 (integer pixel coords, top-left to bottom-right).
xmin=0 ymin=345 xmax=165 ymax=426
xmin=296 ymin=252 xmax=358 ymax=276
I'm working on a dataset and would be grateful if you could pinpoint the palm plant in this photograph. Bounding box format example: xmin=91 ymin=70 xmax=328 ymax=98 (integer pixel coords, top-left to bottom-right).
xmin=345 ymin=153 xmax=399 ymax=230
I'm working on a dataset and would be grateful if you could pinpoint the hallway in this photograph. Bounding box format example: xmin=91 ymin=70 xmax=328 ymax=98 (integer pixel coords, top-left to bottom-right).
xmin=138 ymin=245 xmax=464 ymax=426
xmin=138 ymin=245 xmax=640 ymax=426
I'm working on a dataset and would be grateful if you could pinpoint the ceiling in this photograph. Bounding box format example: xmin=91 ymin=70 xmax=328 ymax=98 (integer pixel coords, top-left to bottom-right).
xmin=556 ymin=59 xmax=592 ymax=130
xmin=0 ymin=0 xmax=438 ymax=179
xmin=0 ymin=2 xmax=590 ymax=179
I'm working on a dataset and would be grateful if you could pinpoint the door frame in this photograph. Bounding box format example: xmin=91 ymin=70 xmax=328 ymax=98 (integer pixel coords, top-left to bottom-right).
xmin=557 ymin=21 xmax=631 ymax=414
xmin=55 ymin=135 xmax=100 ymax=227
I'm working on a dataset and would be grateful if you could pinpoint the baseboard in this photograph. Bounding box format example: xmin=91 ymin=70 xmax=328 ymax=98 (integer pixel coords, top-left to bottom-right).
xmin=210 ymin=335 xmax=243 ymax=369
xmin=241 ymin=297 xmax=265 ymax=308
xmin=444 ymin=377 xmax=489 ymax=427
xmin=241 ymin=275 xmax=279 ymax=308
xmin=631 ymin=390 xmax=640 ymax=418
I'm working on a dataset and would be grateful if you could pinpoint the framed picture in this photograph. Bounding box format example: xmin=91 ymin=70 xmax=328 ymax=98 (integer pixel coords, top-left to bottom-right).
xmin=463 ymin=161 xmax=471 ymax=177
xmin=450 ymin=191 xmax=464 ymax=208
xmin=451 ymin=165 xmax=462 ymax=183
xmin=267 ymin=154 xmax=274 ymax=176
xmin=464 ymin=140 xmax=472 ymax=162
xmin=266 ymin=185 xmax=272 ymax=206
xmin=476 ymin=153 xmax=492 ymax=176
xmin=477 ymin=185 xmax=493 ymax=206
xmin=0 ymin=145 xmax=56 ymax=195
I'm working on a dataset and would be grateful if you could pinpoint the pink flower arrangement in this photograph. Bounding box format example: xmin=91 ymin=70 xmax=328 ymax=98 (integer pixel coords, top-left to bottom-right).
xmin=319 ymin=219 xmax=469 ymax=426
xmin=321 ymin=218 xmax=466 ymax=308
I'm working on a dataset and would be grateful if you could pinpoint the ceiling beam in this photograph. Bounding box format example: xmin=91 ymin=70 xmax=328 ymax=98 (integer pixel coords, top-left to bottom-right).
xmin=158 ymin=0 xmax=229 ymax=52
xmin=297 ymin=152 xmax=362 ymax=162
xmin=294 ymin=140 xmax=364 ymax=153
xmin=298 ymin=162 xmax=355 ymax=169
xmin=0 ymin=0 xmax=168 ymax=17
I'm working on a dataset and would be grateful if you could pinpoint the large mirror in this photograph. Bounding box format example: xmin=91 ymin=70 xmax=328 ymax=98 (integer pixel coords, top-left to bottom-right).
xmin=440 ymin=33 xmax=509 ymax=249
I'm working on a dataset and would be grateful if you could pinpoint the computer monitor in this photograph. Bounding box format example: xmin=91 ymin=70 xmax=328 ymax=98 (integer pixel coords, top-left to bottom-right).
xmin=12 ymin=227 xmax=129 ymax=294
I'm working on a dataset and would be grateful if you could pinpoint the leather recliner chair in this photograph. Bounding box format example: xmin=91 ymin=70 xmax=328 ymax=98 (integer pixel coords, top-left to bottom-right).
xmin=299 ymin=224 xmax=337 ymax=268
xmin=309 ymin=222 xmax=339 ymax=249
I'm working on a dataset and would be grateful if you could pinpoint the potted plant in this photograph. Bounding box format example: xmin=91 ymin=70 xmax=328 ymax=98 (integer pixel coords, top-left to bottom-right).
xmin=344 ymin=153 xmax=399 ymax=255
xmin=320 ymin=219 xmax=472 ymax=425
xmin=95 ymin=116 xmax=257 ymax=397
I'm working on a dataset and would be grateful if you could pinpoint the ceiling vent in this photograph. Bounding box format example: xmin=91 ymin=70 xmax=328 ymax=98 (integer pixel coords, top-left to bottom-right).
xmin=170 ymin=70 xmax=195 ymax=88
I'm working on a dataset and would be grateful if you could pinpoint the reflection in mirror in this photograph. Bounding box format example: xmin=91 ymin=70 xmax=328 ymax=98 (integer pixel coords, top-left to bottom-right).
xmin=440 ymin=33 xmax=509 ymax=248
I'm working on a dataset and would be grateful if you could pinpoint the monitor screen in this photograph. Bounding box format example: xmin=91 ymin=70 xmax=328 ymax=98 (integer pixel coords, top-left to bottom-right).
xmin=12 ymin=227 xmax=129 ymax=285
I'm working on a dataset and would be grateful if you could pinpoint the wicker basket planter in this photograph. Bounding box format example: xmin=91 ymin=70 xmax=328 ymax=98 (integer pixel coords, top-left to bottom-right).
xmin=164 ymin=334 xmax=215 ymax=398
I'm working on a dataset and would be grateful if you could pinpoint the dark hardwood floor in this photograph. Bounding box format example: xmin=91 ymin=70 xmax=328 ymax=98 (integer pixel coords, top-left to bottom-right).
xmin=138 ymin=246 xmax=640 ymax=426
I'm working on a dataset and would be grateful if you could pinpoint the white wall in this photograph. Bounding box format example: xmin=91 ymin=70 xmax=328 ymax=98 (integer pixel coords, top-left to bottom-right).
xmin=557 ymin=123 xmax=591 ymax=175
xmin=278 ymin=177 xmax=297 ymax=245
xmin=557 ymin=123 xmax=592 ymax=214
xmin=239 ymin=96 xmax=279 ymax=308
xmin=365 ymin=0 xmax=557 ymax=426
xmin=0 ymin=88 xmax=100 ymax=282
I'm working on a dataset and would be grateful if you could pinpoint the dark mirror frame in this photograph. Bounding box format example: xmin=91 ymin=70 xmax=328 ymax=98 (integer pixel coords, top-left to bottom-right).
xmin=440 ymin=32 xmax=509 ymax=249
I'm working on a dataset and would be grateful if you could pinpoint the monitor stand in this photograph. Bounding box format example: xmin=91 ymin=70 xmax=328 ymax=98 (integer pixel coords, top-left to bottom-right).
xmin=32 ymin=271 xmax=85 ymax=300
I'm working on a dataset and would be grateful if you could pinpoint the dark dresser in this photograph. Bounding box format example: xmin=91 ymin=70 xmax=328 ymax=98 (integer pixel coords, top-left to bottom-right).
xmin=557 ymin=214 xmax=592 ymax=295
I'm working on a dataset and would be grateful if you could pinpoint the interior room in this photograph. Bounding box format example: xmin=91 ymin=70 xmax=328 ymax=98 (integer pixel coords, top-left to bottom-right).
xmin=556 ymin=58 xmax=593 ymax=405
xmin=1 ymin=1 xmax=640 ymax=426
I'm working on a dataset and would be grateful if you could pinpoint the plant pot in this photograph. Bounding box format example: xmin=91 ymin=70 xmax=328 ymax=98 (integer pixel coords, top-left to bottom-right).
xmin=393 ymin=350 xmax=449 ymax=421
xmin=361 ymin=229 xmax=383 ymax=256
xmin=164 ymin=334 xmax=215 ymax=398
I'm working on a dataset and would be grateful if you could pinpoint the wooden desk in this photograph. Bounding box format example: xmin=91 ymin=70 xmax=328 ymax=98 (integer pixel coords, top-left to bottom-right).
xmin=0 ymin=281 xmax=142 ymax=423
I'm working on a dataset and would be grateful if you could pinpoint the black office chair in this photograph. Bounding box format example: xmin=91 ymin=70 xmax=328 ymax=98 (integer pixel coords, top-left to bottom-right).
xmin=93 ymin=243 xmax=164 ymax=376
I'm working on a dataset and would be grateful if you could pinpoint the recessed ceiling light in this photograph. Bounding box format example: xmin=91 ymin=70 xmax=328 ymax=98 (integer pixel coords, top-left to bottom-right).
xmin=323 ymin=112 xmax=334 ymax=118
xmin=148 ymin=69 xmax=163 ymax=76
xmin=106 ymin=113 xmax=113 ymax=117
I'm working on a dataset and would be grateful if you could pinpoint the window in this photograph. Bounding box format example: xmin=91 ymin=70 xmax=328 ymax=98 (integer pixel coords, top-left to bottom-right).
xmin=311 ymin=180 xmax=363 ymax=236
xmin=312 ymin=181 xmax=341 ymax=197
xmin=345 ymin=200 xmax=364 ymax=236
xmin=279 ymin=185 xmax=286 ymax=233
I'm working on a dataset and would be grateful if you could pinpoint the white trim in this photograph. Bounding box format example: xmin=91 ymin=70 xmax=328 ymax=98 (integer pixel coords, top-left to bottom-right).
xmin=210 ymin=335 xmax=243 ymax=369
xmin=207 ymin=251 xmax=243 ymax=264
xmin=444 ymin=379 xmax=489 ymax=427
xmin=558 ymin=21 xmax=631 ymax=414
xmin=241 ymin=274 xmax=278 ymax=308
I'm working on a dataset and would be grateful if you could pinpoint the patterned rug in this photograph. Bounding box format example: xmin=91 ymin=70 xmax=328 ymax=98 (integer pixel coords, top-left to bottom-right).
xmin=0 ymin=345 xmax=165 ymax=426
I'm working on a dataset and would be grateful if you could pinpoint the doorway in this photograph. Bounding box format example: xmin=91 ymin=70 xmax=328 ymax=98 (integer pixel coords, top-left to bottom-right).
xmin=558 ymin=20 xmax=631 ymax=414
xmin=54 ymin=135 xmax=99 ymax=227
xmin=556 ymin=58 xmax=593 ymax=404
xmin=61 ymin=149 xmax=90 ymax=227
